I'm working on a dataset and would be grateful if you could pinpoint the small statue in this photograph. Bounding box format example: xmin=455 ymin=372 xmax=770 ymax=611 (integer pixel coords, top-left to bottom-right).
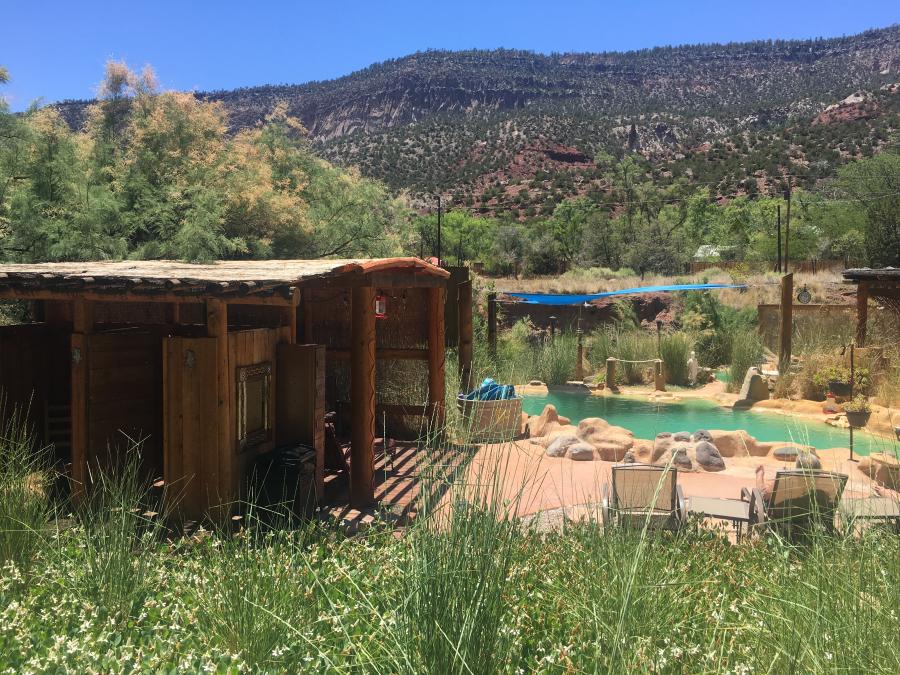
xmin=687 ymin=350 xmax=699 ymax=386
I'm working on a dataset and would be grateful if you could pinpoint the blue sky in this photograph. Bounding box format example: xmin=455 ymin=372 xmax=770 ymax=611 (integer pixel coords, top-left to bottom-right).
xmin=2 ymin=1 xmax=897 ymax=111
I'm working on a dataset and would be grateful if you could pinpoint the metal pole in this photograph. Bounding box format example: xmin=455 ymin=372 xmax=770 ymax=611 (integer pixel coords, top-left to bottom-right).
xmin=776 ymin=204 xmax=782 ymax=273
xmin=849 ymin=342 xmax=855 ymax=461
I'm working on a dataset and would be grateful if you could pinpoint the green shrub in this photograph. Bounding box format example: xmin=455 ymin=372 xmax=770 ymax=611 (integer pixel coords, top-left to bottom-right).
xmin=536 ymin=332 xmax=579 ymax=385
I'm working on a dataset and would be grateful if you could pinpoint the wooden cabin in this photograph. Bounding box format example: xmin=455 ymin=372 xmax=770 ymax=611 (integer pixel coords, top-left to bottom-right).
xmin=0 ymin=258 xmax=450 ymax=517
xmin=843 ymin=267 xmax=900 ymax=346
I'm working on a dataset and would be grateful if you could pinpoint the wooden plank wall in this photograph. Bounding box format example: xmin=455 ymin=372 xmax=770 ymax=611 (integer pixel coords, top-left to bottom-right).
xmin=163 ymin=336 xmax=218 ymax=518
xmin=87 ymin=332 xmax=163 ymax=478
xmin=227 ymin=327 xmax=291 ymax=502
xmin=0 ymin=324 xmax=54 ymax=440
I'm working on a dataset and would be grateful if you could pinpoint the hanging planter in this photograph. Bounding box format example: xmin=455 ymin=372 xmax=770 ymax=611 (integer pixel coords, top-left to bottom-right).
xmin=844 ymin=395 xmax=871 ymax=428
xmin=827 ymin=379 xmax=852 ymax=397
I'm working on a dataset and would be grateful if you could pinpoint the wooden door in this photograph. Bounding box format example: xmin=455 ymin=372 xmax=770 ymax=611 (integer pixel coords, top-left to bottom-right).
xmin=163 ymin=336 xmax=219 ymax=519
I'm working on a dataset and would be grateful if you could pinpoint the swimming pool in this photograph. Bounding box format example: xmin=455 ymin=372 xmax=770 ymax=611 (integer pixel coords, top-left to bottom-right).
xmin=522 ymin=392 xmax=887 ymax=455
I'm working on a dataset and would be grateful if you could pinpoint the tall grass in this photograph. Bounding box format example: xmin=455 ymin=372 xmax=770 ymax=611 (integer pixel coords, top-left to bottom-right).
xmin=660 ymin=332 xmax=693 ymax=386
xmin=728 ymin=331 xmax=764 ymax=393
xmin=535 ymin=332 xmax=579 ymax=385
xmin=0 ymin=397 xmax=53 ymax=570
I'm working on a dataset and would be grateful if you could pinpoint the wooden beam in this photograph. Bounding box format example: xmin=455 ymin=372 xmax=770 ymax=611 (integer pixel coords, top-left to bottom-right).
xmin=300 ymin=271 xmax=447 ymax=290
xmin=349 ymin=286 xmax=376 ymax=508
xmin=301 ymin=289 xmax=313 ymax=343
xmin=0 ymin=287 xmax=298 ymax=306
xmin=165 ymin=302 xmax=181 ymax=326
xmin=487 ymin=292 xmax=498 ymax=356
xmin=206 ymin=299 xmax=230 ymax=515
xmin=458 ymin=279 xmax=474 ymax=392
xmin=427 ymin=286 xmax=446 ymax=429
xmin=70 ymin=298 xmax=93 ymax=501
xmin=327 ymin=347 xmax=430 ymax=361
xmin=779 ymin=273 xmax=793 ymax=369
xmin=856 ymin=281 xmax=869 ymax=347
xmin=279 ymin=288 xmax=299 ymax=343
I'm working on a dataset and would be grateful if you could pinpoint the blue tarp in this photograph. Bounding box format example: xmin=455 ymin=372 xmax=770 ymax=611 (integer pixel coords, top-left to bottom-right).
xmin=460 ymin=378 xmax=517 ymax=401
xmin=508 ymin=283 xmax=747 ymax=305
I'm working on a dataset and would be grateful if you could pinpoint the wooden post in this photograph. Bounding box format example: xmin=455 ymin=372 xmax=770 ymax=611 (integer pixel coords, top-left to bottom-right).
xmin=654 ymin=359 xmax=666 ymax=392
xmin=457 ymin=280 xmax=474 ymax=392
xmin=206 ymin=299 xmax=230 ymax=514
xmin=280 ymin=288 xmax=299 ymax=343
xmin=575 ymin=330 xmax=584 ymax=381
xmin=427 ymin=285 xmax=447 ymax=430
xmin=784 ymin=183 xmax=791 ymax=274
xmin=487 ymin=292 xmax=497 ymax=356
xmin=165 ymin=303 xmax=180 ymax=327
xmin=856 ymin=281 xmax=869 ymax=348
xmin=775 ymin=204 xmax=782 ymax=273
xmin=779 ymin=273 xmax=793 ymax=371
xmin=606 ymin=357 xmax=618 ymax=392
xmin=301 ymin=289 xmax=313 ymax=343
xmin=70 ymin=298 xmax=93 ymax=499
xmin=350 ymin=286 xmax=376 ymax=508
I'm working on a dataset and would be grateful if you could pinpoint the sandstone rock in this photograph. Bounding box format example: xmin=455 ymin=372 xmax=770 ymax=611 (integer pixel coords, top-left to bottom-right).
xmin=673 ymin=431 xmax=691 ymax=442
xmin=566 ymin=442 xmax=596 ymax=461
xmin=578 ymin=419 xmax=634 ymax=461
xmin=536 ymin=424 xmax=580 ymax=448
xmin=692 ymin=429 xmax=713 ymax=443
xmin=652 ymin=432 xmax=675 ymax=463
xmin=527 ymin=404 xmax=561 ymax=438
xmin=734 ymin=367 xmax=769 ymax=408
xmin=709 ymin=430 xmax=757 ymax=457
xmin=546 ymin=434 xmax=580 ymax=458
xmin=631 ymin=440 xmax=654 ymax=463
xmin=694 ymin=441 xmax=726 ymax=472
xmin=528 ymin=380 xmax=544 ymax=387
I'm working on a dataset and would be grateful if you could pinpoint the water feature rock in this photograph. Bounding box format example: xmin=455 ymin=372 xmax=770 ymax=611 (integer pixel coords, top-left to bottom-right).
xmin=546 ymin=434 xmax=581 ymax=458
xmin=709 ymin=429 xmax=759 ymax=457
xmin=577 ymin=419 xmax=634 ymax=461
xmin=694 ymin=441 xmax=725 ymax=472
xmin=692 ymin=429 xmax=713 ymax=443
xmin=528 ymin=404 xmax=565 ymax=438
xmin=673 ymin=431 xmax=692 ymax=442
xmin=652 ymin=433 xmax=675 ymax=463
xmin=734 ymin=367 xmax=769 ymax=408
xmin=622 ymin=450 xmax=637 ymax=463
xmin=672 ymin=446 xmax=693 ymax=470
xmin=566 ymin=443 xmax=596 ymax=461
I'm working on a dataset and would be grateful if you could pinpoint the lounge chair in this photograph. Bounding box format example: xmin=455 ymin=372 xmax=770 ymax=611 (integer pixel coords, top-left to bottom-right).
xmin=601 ymin=464 xmax=686 ymax=530
xmin=742 ymin=469 xmax=848 ymax=537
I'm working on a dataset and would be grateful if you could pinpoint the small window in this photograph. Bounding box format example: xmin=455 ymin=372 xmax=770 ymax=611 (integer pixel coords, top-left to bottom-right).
xmin=236 ymin=362 xmax=272 ymax=451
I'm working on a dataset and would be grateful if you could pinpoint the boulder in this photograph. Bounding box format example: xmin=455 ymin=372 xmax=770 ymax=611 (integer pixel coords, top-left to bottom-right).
xmin=673 ymin=431 xmax=692 ymax=442
xmin=535 ymin=424 xmax=580 ymax=448
xmin=622 ymin=450 xmax=637 ymax=464
xmin=708 ymin=430 xmax=757 ymax=457
xmin=672 ymin=446 xmax=693 ymax=470
xmin=545 ymin=434 xmax=580 ymax=458
xmin=692 ymin=429 xmax=713 ymax=443
xmin=694 ymin=441 xmax=726 ymax=472
xmin=652 ymin=432 xmax=675 ymax=463
xmin=772 ymin=445 xmax=802 ymax=462
xmin=734 ymin=367 xmax=769 ymax=408
xmin=527 ymin=404 xmax=569 ymax=439
xmin=566 ymin=442 xmax=596 ymax=461
xmin=578 ymin=419 xmax=634 ymax=462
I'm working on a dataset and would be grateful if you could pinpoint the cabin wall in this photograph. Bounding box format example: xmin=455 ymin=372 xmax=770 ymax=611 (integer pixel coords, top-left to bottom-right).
xmin=87 ymin=332 xmax=163 ymax=478
xmin=226 ymin=326 xmax=291 ymax=500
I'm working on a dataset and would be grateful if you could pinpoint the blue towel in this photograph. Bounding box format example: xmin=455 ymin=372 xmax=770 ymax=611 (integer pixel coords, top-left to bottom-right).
xmin=461 ymin=378 xmax=517 ymax=401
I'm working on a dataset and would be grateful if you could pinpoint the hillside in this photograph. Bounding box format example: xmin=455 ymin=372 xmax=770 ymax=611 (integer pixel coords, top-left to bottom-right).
xmin=51 ymin=26 xmax=900 ymax=214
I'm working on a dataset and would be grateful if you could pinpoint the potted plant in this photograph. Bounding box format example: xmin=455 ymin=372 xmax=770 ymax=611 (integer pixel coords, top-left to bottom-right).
xmin=816 ymin=365 xmax=853 ymax=398
xmin=844 ymin=395 xmax=871 ymax=428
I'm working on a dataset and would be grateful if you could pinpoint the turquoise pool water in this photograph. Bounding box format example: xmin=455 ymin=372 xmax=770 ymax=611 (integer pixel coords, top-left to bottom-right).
xmin=522 ymin=393 xmax=887 ymax=455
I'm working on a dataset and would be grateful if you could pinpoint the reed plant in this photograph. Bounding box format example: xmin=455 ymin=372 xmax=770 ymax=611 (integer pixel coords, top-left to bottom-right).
xmin=660 ymin=332 xmax=694 ymax=386
xmin=728 ymin=331 xmax=764 ymax=393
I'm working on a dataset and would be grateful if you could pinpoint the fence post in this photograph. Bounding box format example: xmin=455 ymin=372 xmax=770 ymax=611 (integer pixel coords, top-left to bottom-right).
xmin=779 ymin=273 xmax=793 ymax=372
xmin=487 ymin=292 xmax=497 ymax=356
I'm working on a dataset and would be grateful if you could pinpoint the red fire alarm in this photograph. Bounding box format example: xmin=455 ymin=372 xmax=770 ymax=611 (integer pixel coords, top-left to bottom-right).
xmin=375 ymin=294 xmax=387 ymax=319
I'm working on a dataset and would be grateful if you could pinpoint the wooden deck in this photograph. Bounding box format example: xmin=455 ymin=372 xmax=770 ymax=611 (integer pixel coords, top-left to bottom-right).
xmin=322 ymin=442 xmax=470 ymax=531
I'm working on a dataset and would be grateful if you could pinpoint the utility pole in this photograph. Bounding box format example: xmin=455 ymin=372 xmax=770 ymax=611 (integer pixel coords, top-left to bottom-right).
xmin=775 ymin=204 xmax=782 ymax=273
xmin=784 ymin=178 xmax=791 ymax=275
xmin=437 ymin=195 xmax=442 ymax=267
